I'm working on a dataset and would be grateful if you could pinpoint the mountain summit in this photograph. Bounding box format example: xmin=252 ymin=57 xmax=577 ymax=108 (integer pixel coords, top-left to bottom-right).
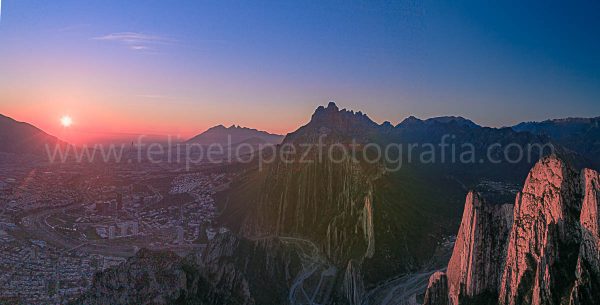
xmin=284 ymin=102 xmax=381 ymax=143
xmin=186 ymin=124 xmax=284 ymax=146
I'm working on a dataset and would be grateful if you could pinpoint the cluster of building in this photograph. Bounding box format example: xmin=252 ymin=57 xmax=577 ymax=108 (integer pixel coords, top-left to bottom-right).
xmin=0 ymin=228 xmax=124 ymax=304
xmin=0 ymin=159 xmax=233 ymax=303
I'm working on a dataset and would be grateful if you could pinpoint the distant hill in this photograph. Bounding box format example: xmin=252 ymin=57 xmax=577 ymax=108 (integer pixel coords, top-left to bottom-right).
xmin=512 ymin=117 xmax=600 ymax=165
xmin=186 ymin=125 xmax=284 ymax=146
xmin=398 ymin=115 xmax=480 ymax=128
xmin=0 ymin=114 xmax=67 ymax=155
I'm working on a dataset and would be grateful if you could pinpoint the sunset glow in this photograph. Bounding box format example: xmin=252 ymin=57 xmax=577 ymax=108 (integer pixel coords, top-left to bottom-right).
xmin=0 ymin=1 xmax=599 ymax=145
xmin=60 ymin=115 xmax=73 ymax=127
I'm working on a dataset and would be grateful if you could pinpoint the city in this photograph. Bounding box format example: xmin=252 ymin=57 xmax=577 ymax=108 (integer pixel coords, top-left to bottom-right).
xmin=0 ymin=154 xmax=231 ymax=304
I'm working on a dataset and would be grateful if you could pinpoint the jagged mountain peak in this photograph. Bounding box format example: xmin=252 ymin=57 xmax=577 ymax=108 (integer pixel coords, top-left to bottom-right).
xmin=284 ymin=102 xmax=380 ymax=143
xmin=310 ymin=102 xmax=375 ymax=125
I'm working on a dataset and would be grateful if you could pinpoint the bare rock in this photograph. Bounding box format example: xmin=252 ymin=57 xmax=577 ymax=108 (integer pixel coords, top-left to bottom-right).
xmin=499 ymin=156 xmax=583 ymax=305
xmin=423 ymin=271 xmax=449 ymax=305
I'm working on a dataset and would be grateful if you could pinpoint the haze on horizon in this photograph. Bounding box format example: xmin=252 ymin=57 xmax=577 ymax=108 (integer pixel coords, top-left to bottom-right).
xmin=1 ymin=0 xmax=599 ymax=144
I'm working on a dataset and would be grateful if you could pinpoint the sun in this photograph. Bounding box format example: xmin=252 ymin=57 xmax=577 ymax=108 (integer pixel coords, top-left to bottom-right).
xmin=60 ymin=115 xmax=73 ymax=127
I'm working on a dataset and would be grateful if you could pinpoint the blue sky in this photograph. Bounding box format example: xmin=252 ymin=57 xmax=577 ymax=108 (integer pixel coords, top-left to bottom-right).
xmin=0 ymin=0 xmax=599 ymax=139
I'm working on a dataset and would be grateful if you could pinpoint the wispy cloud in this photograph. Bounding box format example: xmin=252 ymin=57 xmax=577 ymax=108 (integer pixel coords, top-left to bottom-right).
xmin=136 ymin=94 xmax=176 ymax=100
xmin=93 ymin=32 xmax=175 ymax=51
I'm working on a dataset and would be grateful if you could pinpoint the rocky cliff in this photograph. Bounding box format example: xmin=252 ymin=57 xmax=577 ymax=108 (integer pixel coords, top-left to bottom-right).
xmin=424 ymin=191 xmax=514 ymax=305
xmin=568 ymin=169 xmax=600 ymax=305
xmin=499 ymin=156 xmax=583 ymax=305
xmin=424 ymin=156 xmax=600 ymax=305
xmin=220 ymin=103 xmax=573 ymax=303
xmin=74 ymin=233 xmax=303 ymax=305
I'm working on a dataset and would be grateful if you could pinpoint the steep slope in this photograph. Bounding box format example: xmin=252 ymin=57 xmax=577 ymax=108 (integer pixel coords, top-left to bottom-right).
xmin=569 ymin=169 xmax=600 ymax=304
xmin=186 ymin=125 xmax=284 ymax=146
xmin=499 ymin=157 xmax=583 ymax=305
xmin=423 ymin=192 xmax=514 ymax=305
xmin=424 ymin=156 xmax=600 ymax=305
xmin=219 ymin=102 xmax=569 ymax=303
xmin=0 ymin=114 xmax=66 ymax=155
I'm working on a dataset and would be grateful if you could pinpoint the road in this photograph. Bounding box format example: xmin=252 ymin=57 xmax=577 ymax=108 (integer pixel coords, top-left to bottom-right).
xmin=249 ymin=235 xmax=337 ymax=305
xmin=18 ymin=203 xmax=203 ymax=258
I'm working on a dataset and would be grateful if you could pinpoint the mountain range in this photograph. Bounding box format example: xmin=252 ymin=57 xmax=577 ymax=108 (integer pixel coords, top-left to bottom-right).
xmin=4 ymin=105 xmax=600 ymax=304
xmin=512 ymin=117 xmax=600 ymax=168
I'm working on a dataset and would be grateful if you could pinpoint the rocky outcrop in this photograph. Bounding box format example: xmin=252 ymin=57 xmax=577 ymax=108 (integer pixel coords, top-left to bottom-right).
xmin=199 ymin=233 xmax=302 ymax=305
xmin=75 ymin=233 xmax=303 ymax=305
xmin=569 ymin=169 xmax=600 ymax=304
xmin=423 ymin=191 xmax=514 ymax=305
xmin=499 ymin=157 xmax=583 ymax=305
xmin=424 ymin=156 xmax=600 ymax=305
xmin=424 ymin=271 xmax=450 ymax=305
xmin=447 ymin=191 xmax=513 ymax=304
xmin=74 ymin=249 xmax=200 ymax=305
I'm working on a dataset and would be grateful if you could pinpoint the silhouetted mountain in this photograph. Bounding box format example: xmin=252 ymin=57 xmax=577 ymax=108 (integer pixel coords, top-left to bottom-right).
xmin=283 ymin=101 xmax=382 ymax=144
xmin=0 ymin=114 xmax=66 ymax=155
xmin=187 ymin=125 xmax=284 ymax=146
xmin=512 ymin=117 xmax=600 ymax=166
xmin=398 ymin=116 xmax=480 ymax=129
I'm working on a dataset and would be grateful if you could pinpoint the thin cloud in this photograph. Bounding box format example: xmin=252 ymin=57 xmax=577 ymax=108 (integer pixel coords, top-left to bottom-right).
xmin=136 ymin=94 xmax=176 ymax=100
xmin=93 ymin=32 xmax=175 ymax=51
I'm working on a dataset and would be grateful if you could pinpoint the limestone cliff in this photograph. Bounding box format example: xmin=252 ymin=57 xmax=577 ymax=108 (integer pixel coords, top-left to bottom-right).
xmin=424 ymin=156 xmax=600 ymax=305
xmin=424 ymin=191 xmax=514 ymax=305
xmin=499 ymin=157 xmax=583 ymax=305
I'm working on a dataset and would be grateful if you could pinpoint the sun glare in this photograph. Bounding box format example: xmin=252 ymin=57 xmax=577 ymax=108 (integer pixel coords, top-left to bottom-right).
xmin=60 ymin=115 xmax=73 ymax=127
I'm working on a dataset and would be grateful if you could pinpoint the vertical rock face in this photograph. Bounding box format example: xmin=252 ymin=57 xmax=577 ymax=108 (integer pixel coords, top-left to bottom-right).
xmin=446 ymin=191 xmax=514 ymax=304
xmin=237 ymin=157 xmax=376 ymax=266
xmin=424 ymin=271 xmax=449 ymax=305
xmin=424 ymin=156 xmax=600 ymax=305
xmin=200 ymin=233 xmax=303 ymax=305
xmin=499 ymin=157 xmax=583 ymax=305
xmin=569 ymin=169 xmax=600 ymax=304
xmin=343 ymin=260 xmax=365 ymax=305
xmin=423 ymin=191 xmax=514 ymax=305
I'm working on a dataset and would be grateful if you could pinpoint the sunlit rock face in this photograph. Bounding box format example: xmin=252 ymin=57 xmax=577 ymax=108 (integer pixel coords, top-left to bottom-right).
xmin=425 ymin=156 xmax=600 ymax=305
xmin=446 ymin=191 xmax=513 ymax=305
xmin=424 ymin=191 xmax=514 ymax=305
xmin=499 ymin=156 xmax=583 ymax=305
